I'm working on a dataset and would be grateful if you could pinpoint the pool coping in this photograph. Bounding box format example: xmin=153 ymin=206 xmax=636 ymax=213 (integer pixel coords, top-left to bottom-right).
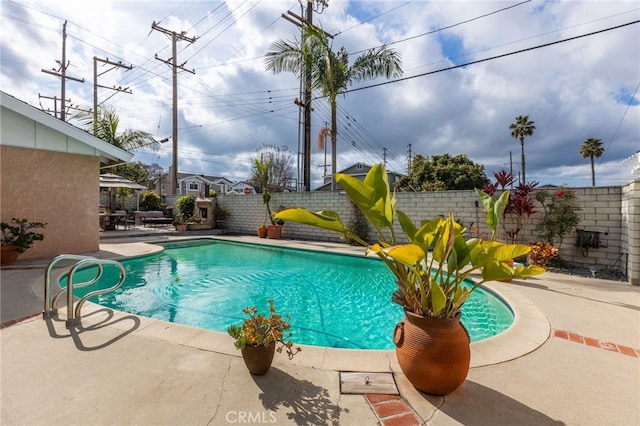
xmin=38 ymin=235 xmax=551 ymax=372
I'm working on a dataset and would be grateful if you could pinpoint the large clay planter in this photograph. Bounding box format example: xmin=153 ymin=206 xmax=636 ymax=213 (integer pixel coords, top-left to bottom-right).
xmin=240 ymin=342 xmax=276 ymax=375
xmin=257 ymin=226 xmax=268 ymax=238
xmin=1 ymin=245 xmax=20 ymax=266
xmin=394 ymin=311 xmax=470 ymax=395
xmin=267 ymin=225 xmax=282 ymax=239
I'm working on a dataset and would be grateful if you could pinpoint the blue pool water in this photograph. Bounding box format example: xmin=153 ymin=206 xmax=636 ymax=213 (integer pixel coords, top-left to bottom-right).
xmin=72 ymin=239 xmax=514 ymax=349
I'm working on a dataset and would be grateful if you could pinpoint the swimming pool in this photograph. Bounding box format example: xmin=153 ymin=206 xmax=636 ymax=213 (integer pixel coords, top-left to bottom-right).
xmin=73 ymin=239 xmax=514 ymax=349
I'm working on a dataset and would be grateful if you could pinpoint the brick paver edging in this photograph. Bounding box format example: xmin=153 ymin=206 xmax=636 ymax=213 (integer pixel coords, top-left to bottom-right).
xmin=365 ymin=394 xmax=421 ymax=426
xmin=0 ymin=313 xmax=42 ymax=329
xmin=554 ymin=329 xmax=639 ymax=357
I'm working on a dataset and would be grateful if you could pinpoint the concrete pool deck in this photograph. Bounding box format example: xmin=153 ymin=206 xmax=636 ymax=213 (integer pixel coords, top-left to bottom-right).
xmin=1 ymin=232 xmax=639 ymax=425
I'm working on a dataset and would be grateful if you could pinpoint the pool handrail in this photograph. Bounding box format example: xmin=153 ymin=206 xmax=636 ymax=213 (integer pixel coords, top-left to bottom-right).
xmin=43 ymin=254 xmax=126 ymax=328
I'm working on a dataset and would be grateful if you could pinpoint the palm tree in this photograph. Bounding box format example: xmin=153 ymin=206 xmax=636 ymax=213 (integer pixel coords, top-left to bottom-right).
xmin=77 ymin=106 xmax=160 ymax=153
xmin=579 ymin=137 xmax=604 ymax=187
xmin=509 ymin=115 xmax=536 ymax=183
xmin=265 ymin=26 xmax=402 ymax=190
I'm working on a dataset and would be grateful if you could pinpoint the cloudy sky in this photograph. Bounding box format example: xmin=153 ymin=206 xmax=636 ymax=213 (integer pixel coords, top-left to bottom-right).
xmin=2 ymin=0 xmax=638 ymax=189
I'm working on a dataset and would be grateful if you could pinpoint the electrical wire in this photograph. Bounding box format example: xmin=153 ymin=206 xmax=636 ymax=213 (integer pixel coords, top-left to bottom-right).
xmin=596 ymin=80 xmax=640 ymax=171
xmin=342 ymin=20 xmax=640 ymax=95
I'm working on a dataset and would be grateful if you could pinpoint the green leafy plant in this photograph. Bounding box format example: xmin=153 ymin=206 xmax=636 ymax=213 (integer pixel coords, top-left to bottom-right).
xmin=478 ymin=170 xmax=538 ymax=243
xmin=343 ymin=198 xmax=370 ymax=246
xmin=176 ymin=194 xmax=196 ymax=220
xmin=215 ymin=204 xmax=231 ymax=220
xmin=1 ymin=218 xmax=47 ymax=253
xmin=227 ymin=300 xmax=301 ymax=360
xmin=172 ymin=214 xmax=184 ymax=226
xmin=275 ymin=163 xmax=545 ymax=319
xmin=254 ymin=157 xmax=276 ymax=226
xmin=140 ymin=191 xmax=162 ymax=211
xmin=115 ymin=188 xmax=133 ymax=210
xmin=535 ymin=188 xmax=581 ymax=245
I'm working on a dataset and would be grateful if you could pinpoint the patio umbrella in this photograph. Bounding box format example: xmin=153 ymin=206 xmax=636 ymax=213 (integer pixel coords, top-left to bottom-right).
xmin=99 ymin=173 xmax=147 ymax=210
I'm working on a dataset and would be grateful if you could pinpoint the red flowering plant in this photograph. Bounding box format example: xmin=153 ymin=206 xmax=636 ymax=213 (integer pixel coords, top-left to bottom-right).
xmin=478 ymin=170 xmax=538 ymax=244
xmin=227 ymin=300 xmax=301 ymax=360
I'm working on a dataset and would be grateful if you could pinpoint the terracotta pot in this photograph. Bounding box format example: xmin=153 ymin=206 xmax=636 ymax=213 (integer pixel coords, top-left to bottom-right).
xmin=175 ymin=224 xmax=187 ymax=232
xmin=394 ymin=311 xmax=470 ymax=395
xmin=240 ymin=342 xmax=276 ymax=375
xmin=1 ymin=245 xmax=20 ymax=266
xmin=267 ymin=225 xmax=282 ymax=239
xmin=257 ymin=226 xmax=268 ymax=238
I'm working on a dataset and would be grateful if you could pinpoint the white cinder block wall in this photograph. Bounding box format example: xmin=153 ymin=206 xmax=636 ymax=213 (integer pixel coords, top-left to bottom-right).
xmin=213 ymin=179 xmax=638 ymax=286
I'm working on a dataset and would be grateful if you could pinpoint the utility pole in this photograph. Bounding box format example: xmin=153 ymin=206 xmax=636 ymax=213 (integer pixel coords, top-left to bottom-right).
xmin=383 ymin=147 xmax=388 ymax=168
xmin=93 ymin=57 xmax=133 ymax=133
xmin=41 ymin=21 xmax=84 ymax=121
xmin=281 ymin=1 xmax=330 ymax=191
xmin=407 ymin=143 xmax=413 ymax=173
xmin=152 ymin=22 xmax=196 ymax=195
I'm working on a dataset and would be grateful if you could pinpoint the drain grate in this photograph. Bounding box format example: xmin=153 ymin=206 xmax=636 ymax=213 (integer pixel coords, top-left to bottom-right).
xmin=340 ymin=372 xmax=398 ymax=395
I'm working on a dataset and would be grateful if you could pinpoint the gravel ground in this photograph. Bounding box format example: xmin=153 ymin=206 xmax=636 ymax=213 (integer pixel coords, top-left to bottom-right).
xmin=545 ymin=265 xmax=628 ymax=282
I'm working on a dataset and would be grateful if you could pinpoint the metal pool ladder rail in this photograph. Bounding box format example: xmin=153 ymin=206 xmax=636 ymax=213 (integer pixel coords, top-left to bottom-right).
xmin=43 ymin=254 xmax=126 ymax=328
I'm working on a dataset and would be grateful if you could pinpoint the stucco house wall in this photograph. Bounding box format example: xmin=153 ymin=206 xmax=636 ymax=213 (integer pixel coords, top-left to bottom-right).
xmin=1 ymin=146 xmax=99 ymax=259
xmin=1 ymin=92 xmax=131 ymax=261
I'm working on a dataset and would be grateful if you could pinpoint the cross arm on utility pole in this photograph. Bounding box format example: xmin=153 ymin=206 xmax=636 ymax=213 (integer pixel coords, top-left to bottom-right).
xmin=154 ymin=54 xmax=195 ymax=74
xmin=151 ymin=21 xmax=197 ymax=43
xmin=41 ymin=68 xmax=85 ymax=83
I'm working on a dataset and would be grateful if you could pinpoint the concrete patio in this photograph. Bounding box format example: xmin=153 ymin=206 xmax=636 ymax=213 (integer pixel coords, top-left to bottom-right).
xmin=1 ymin=233 xmax=639 ymax=425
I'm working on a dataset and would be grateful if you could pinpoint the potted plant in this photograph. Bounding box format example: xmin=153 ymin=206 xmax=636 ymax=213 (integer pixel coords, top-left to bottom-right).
xmin=227 ymin=300 xmax=301 ymax=375
xmin=172 ymin=214 xmax=187 ymax=232
xmin=254 ymin=157 xmax=282 ymax=239
xmin=1 ymin=218 xmax=47 ymax=266
xmin=274 ymin=163 xmax=544 ymax=395
xmin=257 ymin=224 xmax=268 ymax=238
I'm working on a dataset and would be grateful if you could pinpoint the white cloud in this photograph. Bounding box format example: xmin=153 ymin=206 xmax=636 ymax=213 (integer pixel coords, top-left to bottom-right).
xmin=2 ymin=0 xmax=638 ymax=188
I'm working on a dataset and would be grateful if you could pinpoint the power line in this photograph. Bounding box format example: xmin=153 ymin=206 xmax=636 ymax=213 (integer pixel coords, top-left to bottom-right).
xmin=348 ymin=0 xmax=532 ymax=54
xmin=596 ymin=80 xmax=640 ymax=171
xmin=343 ymin=20 xmax=640 ymax=95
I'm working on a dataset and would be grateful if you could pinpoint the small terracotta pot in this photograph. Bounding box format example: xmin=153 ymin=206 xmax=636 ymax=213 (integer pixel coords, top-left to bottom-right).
xmin=267 ymin=225 xmax=282 ymax=239
xmin=394 ymin=311 xmax=470 ymax=395
xmin=257 ymin=227 xmax=268 ymax=238
xmin=241 ymin=342 xmax=276 ymax=375
xmin=1 ymin=245 xmax=20 ymax=266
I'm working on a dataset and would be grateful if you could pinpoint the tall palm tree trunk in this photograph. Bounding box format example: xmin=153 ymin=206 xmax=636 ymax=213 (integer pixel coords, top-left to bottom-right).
xmin=590 ymin=156 xmax=596 ymax=187
xmin=520 ymin=137 xmax=526 ymax=183
xmin=331 ymin=96 xmax=338 ymax=191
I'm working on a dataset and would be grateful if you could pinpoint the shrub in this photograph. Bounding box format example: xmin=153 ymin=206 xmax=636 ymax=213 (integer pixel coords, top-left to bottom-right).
xmin=535 ymin=188 xmax=581 ymax=245
xmin=140 ymin=191 xmax=161 ymax=211
xmin=176 ymin=194 xmax=196 ymax=219
xmin=527 ymin=241 xmax=559 ymax=267
xmin=115 ymin=188 xmax=133 ymax=210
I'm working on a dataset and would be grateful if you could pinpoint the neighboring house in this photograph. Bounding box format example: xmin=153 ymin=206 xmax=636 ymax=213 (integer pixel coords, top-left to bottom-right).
xmin=157 ymin=167 xmax=255 ymax=196
xmin=159 ymin=167 xmax=235 ymax=196
xmin=0 ymin=91 xmax=132 ymax=260
xmin=622 ymin=151 xmax=640 ymax=177
xmin=314 ymin=162 xmax=404 ymax=191
xmin=227 ymin=181 xmax=256 ymax=195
